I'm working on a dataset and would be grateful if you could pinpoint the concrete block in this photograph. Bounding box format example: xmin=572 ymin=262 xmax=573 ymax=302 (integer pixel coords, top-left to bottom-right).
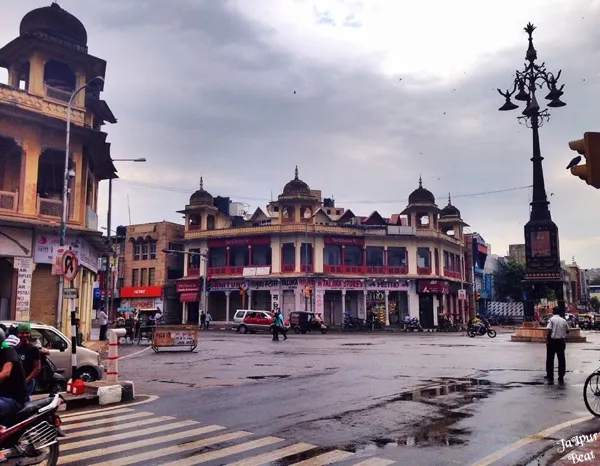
xmin=120 ymin=381 xmax=135 ymax=402
xmin=98 ymin=385 xmax=122 ymax=405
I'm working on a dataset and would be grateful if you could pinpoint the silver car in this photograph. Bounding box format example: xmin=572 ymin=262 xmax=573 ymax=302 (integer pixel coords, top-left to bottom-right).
xmin=2 ymin=321 xmax=104 ymax=382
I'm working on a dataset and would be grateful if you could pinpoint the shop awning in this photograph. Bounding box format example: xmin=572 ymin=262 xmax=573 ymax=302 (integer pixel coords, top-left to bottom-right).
xmin=180 ymin=293 xmax=200 ymax=303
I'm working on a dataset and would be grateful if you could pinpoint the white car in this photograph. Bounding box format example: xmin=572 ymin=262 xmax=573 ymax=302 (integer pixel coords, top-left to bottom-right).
xmin=1 ymin=321 xmax=104 ymax=382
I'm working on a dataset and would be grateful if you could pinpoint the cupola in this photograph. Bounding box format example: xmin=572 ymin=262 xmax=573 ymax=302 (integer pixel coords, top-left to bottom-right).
xmin=189 ymin=177 xmax=214 ymax=206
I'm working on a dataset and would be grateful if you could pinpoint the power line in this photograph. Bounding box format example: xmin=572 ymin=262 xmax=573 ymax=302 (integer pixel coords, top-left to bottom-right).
xmin=115 ymin=178 xmax=533 ymax=205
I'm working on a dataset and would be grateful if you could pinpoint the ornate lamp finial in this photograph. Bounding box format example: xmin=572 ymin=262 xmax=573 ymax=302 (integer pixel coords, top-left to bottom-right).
xmin=524 ymin=23 xmax=537 ymax=62
xmin=448 ymin=193 xmax=452 ymax=205
xmin=294 ymin=165 xmax=299 ymax=180
xmin=200 ymin=176 xmax=203 ymax=190
xmin=418 ymin=175 xmax=423 ymax=188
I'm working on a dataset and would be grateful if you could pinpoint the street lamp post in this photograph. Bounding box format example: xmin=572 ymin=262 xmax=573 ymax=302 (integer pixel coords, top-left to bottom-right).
xmin=103 ymin=158 xmax=146 ymax=317
xmin=497 ymin=23 xmax=567 ymax=320
xmin=57 ymin=76 xmax=104 ymax=329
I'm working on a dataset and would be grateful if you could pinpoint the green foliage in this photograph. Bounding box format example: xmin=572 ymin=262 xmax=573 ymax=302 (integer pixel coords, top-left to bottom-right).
xmin=590 ymin=277 xmax=600 ymax=286
xmin=493 ymin=259 xmax=525 ymax=302
xmin=591 ymin=296 xmax=600 ymax=311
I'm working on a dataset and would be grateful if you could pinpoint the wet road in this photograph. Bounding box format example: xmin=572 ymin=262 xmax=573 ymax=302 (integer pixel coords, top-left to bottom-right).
xmin=111 ymin=330 xmax=600 ymax=465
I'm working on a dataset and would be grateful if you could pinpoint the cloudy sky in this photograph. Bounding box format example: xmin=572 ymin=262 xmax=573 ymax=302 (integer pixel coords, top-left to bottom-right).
xmin=2 ymin=0 xmax=600 ymax=266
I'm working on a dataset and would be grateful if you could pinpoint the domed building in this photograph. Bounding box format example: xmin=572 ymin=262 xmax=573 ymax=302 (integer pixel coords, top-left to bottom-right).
xmin=401 ymin=176 xmax=440 ymax=229
xmin=271 ymin=166 xmax=320 ymax=223
xmin=179 ymin=177 xmax=219 ymax=232
xmin=0 ymin=4 xmax=116 ymax=338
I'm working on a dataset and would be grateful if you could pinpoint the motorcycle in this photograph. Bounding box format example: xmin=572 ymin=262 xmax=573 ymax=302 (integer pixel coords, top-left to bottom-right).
xmin=467 ymin=324 xmax=497 ymax=338
xmin=405 ymin=318 xmax=423 ymax=332
xmin=342 ymin=316 xmax=363 ymax=331
xmin=35 ymin=356 xmax=67 ymax=395
xmin=0 ymin=394 xmax=65 ymax=465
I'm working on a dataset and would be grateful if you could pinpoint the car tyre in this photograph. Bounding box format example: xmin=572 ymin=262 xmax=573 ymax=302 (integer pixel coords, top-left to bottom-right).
xmin=238 ymin=324 xmax=248 ymax=334
xmin=76 ymin=366 xmax=99 ymax=382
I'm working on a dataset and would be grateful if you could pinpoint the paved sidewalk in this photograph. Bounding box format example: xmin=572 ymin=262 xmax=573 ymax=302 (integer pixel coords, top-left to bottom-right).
xmin=553 ymin=433 xmax=600 ymax=465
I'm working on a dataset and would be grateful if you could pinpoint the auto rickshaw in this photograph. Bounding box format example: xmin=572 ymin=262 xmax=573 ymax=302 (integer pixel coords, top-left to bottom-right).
xmin=578 ymin=313 xmax=594 ymax=330
xmin=289 ymin=311 xmax=328 ymax=334
xmin=135 ymin=309 xmax=160 ymax=344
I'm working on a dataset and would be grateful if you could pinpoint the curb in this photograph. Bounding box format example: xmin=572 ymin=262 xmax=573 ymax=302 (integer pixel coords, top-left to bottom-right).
xmin=43 ymin=381 xmax=136 ymax=411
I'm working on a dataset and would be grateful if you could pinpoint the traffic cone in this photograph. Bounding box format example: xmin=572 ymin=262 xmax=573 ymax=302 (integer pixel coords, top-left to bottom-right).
xmin=66 ymin=379 xmax=73 ymax=394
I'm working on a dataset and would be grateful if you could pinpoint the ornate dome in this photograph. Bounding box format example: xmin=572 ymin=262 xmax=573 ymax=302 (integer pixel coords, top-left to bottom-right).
xmin=20 ymin=3 xmax=88 ymax=47
xmin=189 ymin=177 xmax=214 ymax=206
xmin=440 ymin=193 xmax=461 ymax=218
xmin=408 ymin=176 xmax=435 ymax=205
xmin=281 ymin=166 xmax=311 ymax=197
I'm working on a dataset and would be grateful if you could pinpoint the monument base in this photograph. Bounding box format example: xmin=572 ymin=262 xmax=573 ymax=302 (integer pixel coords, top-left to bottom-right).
xmin=511 ymin=326 xmax=586 ymax=343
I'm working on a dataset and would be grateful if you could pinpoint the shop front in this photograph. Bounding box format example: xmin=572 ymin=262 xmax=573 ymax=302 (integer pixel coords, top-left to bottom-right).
xmin=176 ymin=279 xmax=201 ymax=324
xmin=448 ymin=281 xmax=466 ymax=324
xmin=315 ymin=278 xmax=365 ymax=325
xmin=208 ymin=279 xmax=247 ymax=321
xmin=365 ymin=279 xmax=410 ymax=326
xmin=120 ymin=286 xmax=163 ymax=315
xmin=417 ymin=279 xmax=449 ymax=329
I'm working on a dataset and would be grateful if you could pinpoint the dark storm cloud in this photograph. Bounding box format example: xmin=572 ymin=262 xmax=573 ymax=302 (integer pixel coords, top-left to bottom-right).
xmin=0 ymin=1 xmax=599 ymax=264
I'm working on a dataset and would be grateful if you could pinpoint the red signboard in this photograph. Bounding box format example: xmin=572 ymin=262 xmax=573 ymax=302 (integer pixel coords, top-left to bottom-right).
xmin=323 ymin=236 xmax=365 ymax=246
xmin=176 ymin=280 xmax=200 ymax=293
xmin=530 ymin=231 xmax=551 ymax=257
xmin=119 ymin=286 xmax=163 ymax=298
xmin=418 ymin=280 xmax=449 ymax=295
xmin=207 ymin=236 xmax=270 ymax=247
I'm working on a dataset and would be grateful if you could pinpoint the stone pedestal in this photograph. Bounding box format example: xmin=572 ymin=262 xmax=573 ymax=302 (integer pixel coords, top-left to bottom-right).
xmin=511 ymin=326 xmax=586 ymax=343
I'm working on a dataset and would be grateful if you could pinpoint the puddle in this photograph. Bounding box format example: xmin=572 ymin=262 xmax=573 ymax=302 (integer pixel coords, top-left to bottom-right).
xmin=270 ymin=447 xmax=332 ymax=465
xmin=504 ymin=381 xmax=546 ymax=387
xmin=254 ymin=364 xmax=276 ymax=367
xmin=246 ymin=375 xmax=291 ymax=380
xmin=341 ymin=343 xmax=374 ymax=346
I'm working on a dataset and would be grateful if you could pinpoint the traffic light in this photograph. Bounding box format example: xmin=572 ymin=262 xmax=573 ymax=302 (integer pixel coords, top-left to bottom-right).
xmin=475 ymin=292 xmax=481 ymax=301
xmin=205 ymin=279 xmax=212 ymax=292
xmin=239 ymin=286 xmax=245 ymax=296
xmin=568 ymin=132 xmax=600 ymax=188
xmin=304 ymin=285 xmax=310 ymax=298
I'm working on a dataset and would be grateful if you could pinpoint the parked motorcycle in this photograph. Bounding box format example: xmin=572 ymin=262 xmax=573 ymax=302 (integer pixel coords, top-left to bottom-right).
xmin=467 ymin=324 xmax=497 ymax=338
xmin=405 ymin=318 xmax=423 ymax=332
xmin=0 ymin=394 xmax=65 ymax=465
xmin=342 ymin=316 xmax=363 ymax=331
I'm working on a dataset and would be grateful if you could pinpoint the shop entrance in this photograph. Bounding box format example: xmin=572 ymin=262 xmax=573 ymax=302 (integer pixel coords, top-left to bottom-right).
xmin=419 ymin=294 xmax=434 ymax=329
xmin=0 ymin=258 xmax=12 ymax=320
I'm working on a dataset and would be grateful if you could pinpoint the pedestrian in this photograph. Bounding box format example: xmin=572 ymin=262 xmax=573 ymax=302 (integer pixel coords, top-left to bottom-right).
xmin=546 ymin=306 xmax=569 ymax=384
xmin=276 ymin=310 xmax=287 ymax=341
xmin=200 ymin=311 xmax=206 ymax=330
xmin=98 ymin=306 xmax=108 ymax=341
xmin=13 ymin=323 xmax=40 ymax=402
xmin=205 ymin=312 xmax=212 ymax=330
xmin=272 ymin=311 xmax=280 ymax=341
xmin=0 ymin=327 xmax=27 ymax=418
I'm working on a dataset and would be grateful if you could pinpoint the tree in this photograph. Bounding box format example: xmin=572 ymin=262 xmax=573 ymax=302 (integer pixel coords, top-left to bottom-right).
xmin=493 ymin=259 xmax=525 ymax=302
xmin=591 ymin=296 xmax=600 ymax=312
xmin=590 ymin=277 xmax=600 ymax=286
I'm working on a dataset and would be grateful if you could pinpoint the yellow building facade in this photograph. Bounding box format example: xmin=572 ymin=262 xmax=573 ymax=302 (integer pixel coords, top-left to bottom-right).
xmin=177 ymin=171 xmax=472 ymax=329
xmin=0 ymin=4 xmax=115 ymax=338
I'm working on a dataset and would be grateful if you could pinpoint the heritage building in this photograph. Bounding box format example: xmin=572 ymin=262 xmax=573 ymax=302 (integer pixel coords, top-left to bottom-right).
xmin=0 ymin=4 xmax=115 ymax=336
xmin=177 ymin=169 xmax=472 ymax=329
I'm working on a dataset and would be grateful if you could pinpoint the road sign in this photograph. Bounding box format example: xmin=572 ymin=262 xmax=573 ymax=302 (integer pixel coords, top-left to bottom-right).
xmin=458 ymin=289 xmax=467 ymax=300
xmin=62 ymin=250 xmax=79 ymax=281
xmin=63 ymin=287 xmax=79 ymax=299
xmin=93 ymin=287 xmax=101 ymax=299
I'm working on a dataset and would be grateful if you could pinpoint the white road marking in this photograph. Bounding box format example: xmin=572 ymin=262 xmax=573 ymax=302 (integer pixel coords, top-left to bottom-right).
xmin=65 ymin=415 xmax=173 ymax=438
xmin=61 ymin=420 xmax=199 ymax=451
xmin=94 ymin=431 xmax=253 ymax=466
xmin=160 ymin=437 xmax=284 ymax=466
xmin=61 ymin=407 xmax=133 ymax=421
xmin=62 ymin=411 xmax=154 ymax=429
xmin=59 ymin=425 xmax=225 ymax=464
xmin=60 ymin=394 xmax=159 ymax=418
xmin=352 ymin=459 xmax=396 ymax=466
xmin=470 ymin=415 xmax=593 ymax=466
xmin=293 ymin=449 xmax=355 ymax=465
xmin=226 ymin=442 xmax=316 ymax=466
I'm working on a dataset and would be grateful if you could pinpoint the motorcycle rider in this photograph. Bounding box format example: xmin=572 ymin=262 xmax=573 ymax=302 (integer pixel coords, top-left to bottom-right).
xmin=0 ymin=328 xmax=27 ymax=417
xmin=12 ymin=323 xmax=40 ymax=402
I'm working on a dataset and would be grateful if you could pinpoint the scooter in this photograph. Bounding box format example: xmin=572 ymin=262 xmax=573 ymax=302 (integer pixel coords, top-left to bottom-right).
xmin=405 ymin=318 xmax=423 ymax=332
xmin=35 ymin=356 xmax=67 ymax=395
xmin=0 ymin=394 xmax=66 ymax=465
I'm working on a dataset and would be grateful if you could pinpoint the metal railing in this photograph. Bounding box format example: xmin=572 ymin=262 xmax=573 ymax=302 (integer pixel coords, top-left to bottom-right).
xmin=44 ymin=84 xmax=72 ymax=103
xmin=37 ymin=196 xmax=62 ymax=217
xmin=0 ymin=190 xmax=18 ymax=212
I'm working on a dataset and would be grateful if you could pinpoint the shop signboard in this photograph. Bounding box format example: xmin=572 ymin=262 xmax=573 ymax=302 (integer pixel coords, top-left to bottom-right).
xmin=120 ymin=286 xmax=162 ymax=298
xmin=0 ymin=227 xmax=33 ymax=257
xmin=120 ymin=297 xmax=161 ymax=309
xmin=33 ymin=234 xmax=99 ymax=273
xmin=418 ymin=280 xmax=450 ymax=295
xmin=176 ymin=280 xmax=200 ymax=293
xmin=152 ymin=325 xmax=198 ymax=352
xmin=207 ymin=236 xmax=270 ymax=247
xmin=366 ymin=279 xmax=410 ymax=291
xmin=13 ymin=257 xmax=33 ymax=321
xmin=248 ymin=280 xmax=280 ymax=290
xmin=210 ymin=279 xmax=247 ymax=292
xmin=243 ymin=267 xmax=271 ymax=277
xmin=323 ymin=236 xmax=365 ymax=246
xmin=315 ymin=279 xmax=364 ymax=291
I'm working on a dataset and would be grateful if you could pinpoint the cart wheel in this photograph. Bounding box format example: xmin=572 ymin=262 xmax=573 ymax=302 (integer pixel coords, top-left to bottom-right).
xmin=293 ymin=326 xmax=301 ymax=334
xmin=320 ymin=328 xmax=328 ymax=334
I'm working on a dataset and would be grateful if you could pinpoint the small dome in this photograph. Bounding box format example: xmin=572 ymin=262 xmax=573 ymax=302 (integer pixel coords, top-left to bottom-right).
xmin=20 ymin=3 xmax=88 ymax=48
xmin=189 ymin=177 xmax=214 ymax=206
xmin=408 ymin=176 xmax=435 ymax=205
xmin=440 ymin=193 xmax=461 ymax=218
xmin=281 ymin=166 xmax=311 ymax=197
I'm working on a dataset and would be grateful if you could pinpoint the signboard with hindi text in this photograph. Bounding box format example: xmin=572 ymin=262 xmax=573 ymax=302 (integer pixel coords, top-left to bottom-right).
xmin=151 ymin=325 xmax=198 ymax=352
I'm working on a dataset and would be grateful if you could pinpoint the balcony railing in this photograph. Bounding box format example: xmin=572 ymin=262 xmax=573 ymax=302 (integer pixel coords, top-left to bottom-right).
xmin=301 ymin=264 xmax=313 ymax=273
xmin=0 ymin=190 xmax=18 ymax=212
xmin=0 ymin=83 xmax=85 ymax=125
xmin=44 ymin=84 xmax=71 ymax=103
xmin=323 ymin=265 xmax=363 ymax=274
xmin=281 ymin=264 xmax=295 ymax=273
xmin=188 ymin=224 xmax=202 ymax=231
xmin=207 ymin=267 xmax=227 ymax=276
xmin=417 ymin=266 xmax=432 ymax=275
xmin=444 ymin=268 xmax=462 ymax=279
xmin=37 ymin=197 xmax=62 ymax=218
xmin=188 ymin=267 xmax=200 ymax=276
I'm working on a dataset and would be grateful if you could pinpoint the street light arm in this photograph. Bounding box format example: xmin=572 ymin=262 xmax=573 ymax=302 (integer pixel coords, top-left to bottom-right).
xmin=68 ymin=76 xmax=104 ymax=108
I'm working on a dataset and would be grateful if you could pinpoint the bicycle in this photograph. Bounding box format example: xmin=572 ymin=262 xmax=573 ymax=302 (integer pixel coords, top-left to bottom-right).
xmin=583 ymin=366 xmax=600 ymax=416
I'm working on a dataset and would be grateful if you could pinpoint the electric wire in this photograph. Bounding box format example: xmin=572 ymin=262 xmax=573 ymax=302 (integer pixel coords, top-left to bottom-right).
xmin=115 ymin=178 xmax=533 ymax=205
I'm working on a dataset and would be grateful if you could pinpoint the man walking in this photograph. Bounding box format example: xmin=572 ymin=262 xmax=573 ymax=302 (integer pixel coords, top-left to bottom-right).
xmin=546 ymin=306 xmax=569 ymax=384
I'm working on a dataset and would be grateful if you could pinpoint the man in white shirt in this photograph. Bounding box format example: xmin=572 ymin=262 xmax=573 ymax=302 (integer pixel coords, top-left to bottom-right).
xmin=98 ymin=307 xmax=109 ymax=341
xmin=546 ymin=307 xmax=569 ymax=384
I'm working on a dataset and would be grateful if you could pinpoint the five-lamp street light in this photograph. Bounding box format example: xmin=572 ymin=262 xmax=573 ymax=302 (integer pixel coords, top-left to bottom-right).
xmin=497 ymin=23 xmax=567 ymax=320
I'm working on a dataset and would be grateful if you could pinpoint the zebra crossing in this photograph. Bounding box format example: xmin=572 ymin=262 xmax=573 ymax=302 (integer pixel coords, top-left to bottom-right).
xmin=58 ymin=406 xmax=396 ymax=466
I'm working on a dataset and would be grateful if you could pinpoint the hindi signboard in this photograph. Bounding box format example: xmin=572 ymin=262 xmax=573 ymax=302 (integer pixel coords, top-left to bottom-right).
xmin=151 ymin=325 xmax=198 ymax=352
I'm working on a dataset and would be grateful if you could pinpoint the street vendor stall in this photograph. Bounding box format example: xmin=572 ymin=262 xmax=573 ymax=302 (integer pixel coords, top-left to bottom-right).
xmin=152 ymin=325 xmax=199 ymax=352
